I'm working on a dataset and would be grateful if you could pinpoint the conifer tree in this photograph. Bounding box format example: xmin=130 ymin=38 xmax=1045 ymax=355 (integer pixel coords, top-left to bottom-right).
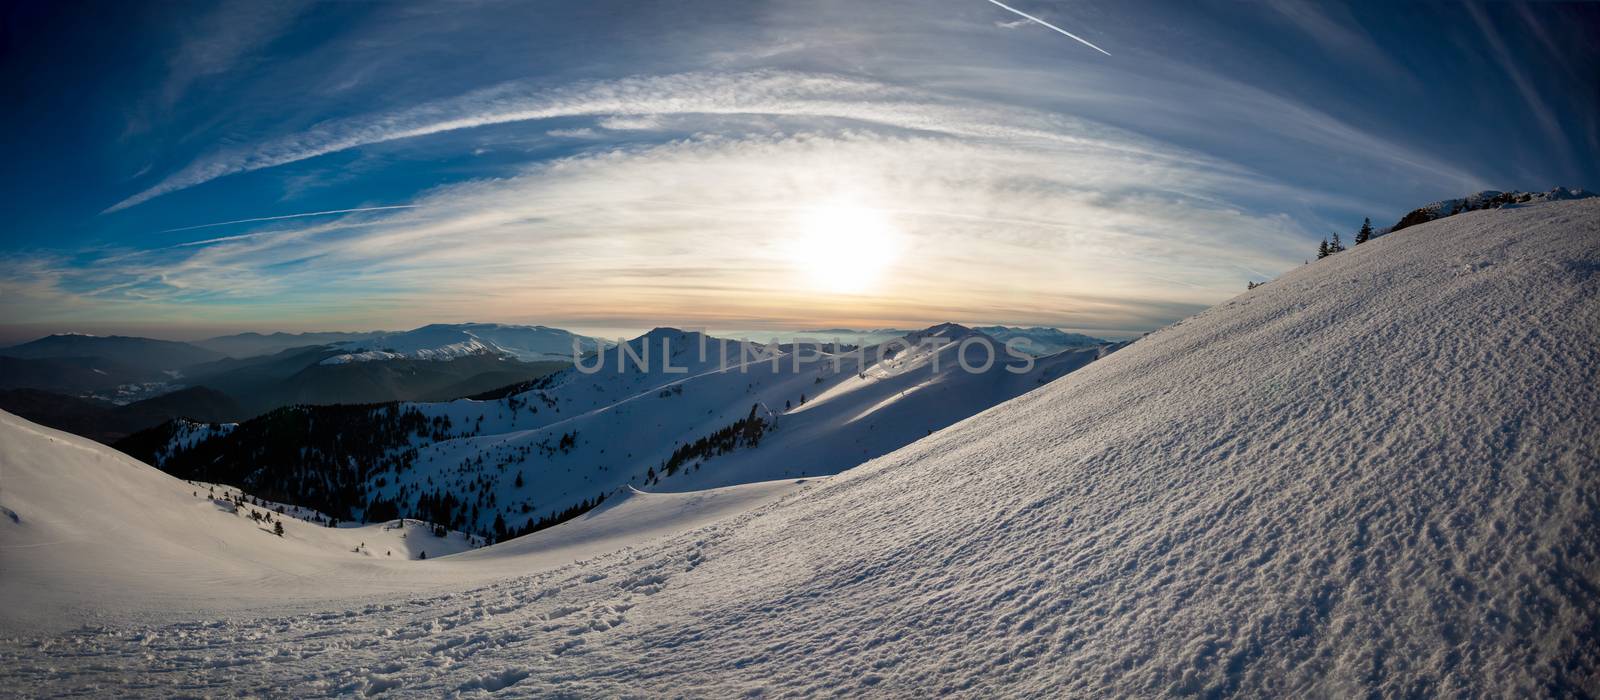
xmin=1355 ymin=217 xmax=1373 ymax=244
xmin=1317 ymin=239 xmax=1331 ymax=259
xmin=1330 ymin=232 xmax=1345 ymax=253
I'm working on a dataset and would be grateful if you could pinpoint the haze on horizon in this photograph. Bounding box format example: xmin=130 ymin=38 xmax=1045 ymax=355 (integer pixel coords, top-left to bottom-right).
xmin=2 ymin=0 xmax=1596 ymax=344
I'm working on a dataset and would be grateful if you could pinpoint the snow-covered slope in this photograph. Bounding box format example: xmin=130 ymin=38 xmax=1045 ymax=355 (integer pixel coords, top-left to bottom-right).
xmin=321 ymin=322 xmax=605 ymax=364
xmin=3 ymin=199 xmax=1596 ymax=695
xmin=0 ymin=408 xmax=807 ymax=634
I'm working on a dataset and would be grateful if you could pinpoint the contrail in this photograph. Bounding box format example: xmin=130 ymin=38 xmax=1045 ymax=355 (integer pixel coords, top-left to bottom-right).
xmin=160 ymin=205 xmax=420 ymax=233
xmin=985 ymin=0 xmax=1111 ymax=56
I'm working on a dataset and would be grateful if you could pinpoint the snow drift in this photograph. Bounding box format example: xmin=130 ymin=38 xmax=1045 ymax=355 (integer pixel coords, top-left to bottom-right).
xmin=2 ymin=199 xmax=1597 ymax=696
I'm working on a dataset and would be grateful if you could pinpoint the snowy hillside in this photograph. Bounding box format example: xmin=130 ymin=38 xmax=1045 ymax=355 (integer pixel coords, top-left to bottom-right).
xmin=322 ymin=323 xmax=605 ymax=364
xmin=2 ymin=199 xmax=1596 ymax=695
xmin=0 ymin=408 xmax=808 ymax=634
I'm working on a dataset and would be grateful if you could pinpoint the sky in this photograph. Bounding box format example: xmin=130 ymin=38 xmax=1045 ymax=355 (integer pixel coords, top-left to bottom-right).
xmin=1 ymin=0 xmax=1596 ymax=344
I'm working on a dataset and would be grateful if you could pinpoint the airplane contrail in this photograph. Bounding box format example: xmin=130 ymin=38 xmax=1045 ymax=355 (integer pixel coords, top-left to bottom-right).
xmin=160 ymin=205 xmax=420 ymax=233
xmin=985 ymin=0 xmax=1112 ymax=56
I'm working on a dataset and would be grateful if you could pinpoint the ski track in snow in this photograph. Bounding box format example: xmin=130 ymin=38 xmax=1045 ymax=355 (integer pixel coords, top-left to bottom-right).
xmin=2 ymin=200 xmax=1598 ymax=697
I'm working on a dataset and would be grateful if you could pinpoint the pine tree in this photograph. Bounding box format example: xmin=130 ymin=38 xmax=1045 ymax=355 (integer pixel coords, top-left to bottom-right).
xmin=1355 ymin=217 xmax=1373 ymax=245
xmin=1330 ymin=232 xmax=1345 ymax=254
xmin=1317 ymin=239 xmax=1331 ymax=259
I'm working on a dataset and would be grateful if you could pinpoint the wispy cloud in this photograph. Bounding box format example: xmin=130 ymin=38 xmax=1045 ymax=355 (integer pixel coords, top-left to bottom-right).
xmin=161 ymin=205 xmax=421 ymax=234
xmin=1464 ymin=1 xmax=1567 ymax=154
xmin=104 ymin=70 xmax=1183 ymax=212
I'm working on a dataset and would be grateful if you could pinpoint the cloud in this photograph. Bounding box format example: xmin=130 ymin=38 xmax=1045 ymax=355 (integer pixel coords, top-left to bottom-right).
xmin=106 ymin=70 xmax=1183 ymax=213
xmin=162 ymin=205 xmax=420 ymax=234
xmin=1464 ymin=2 xmax=1567 ymax=153
xmin=1262 ymin=0 xmax=1413 ymax=86
xmin=547 ymin=127 xmax=598 ymax=138
xmin=27 ymin=115 xmax=1324 ymax=334
xmin=598 ymin=115 xmax=663 ymax=131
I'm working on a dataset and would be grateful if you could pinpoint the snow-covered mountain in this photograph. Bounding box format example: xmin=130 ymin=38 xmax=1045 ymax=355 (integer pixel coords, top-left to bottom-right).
xmin=2 ymin=198 xmax=1596 ymax=695
xmin=129 ymin=323 xmax=1122 ymax=539
xmin=321 ymin=322 xmax=606 ymax=364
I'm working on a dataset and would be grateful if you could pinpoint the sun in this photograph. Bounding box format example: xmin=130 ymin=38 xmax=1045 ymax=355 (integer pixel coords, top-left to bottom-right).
xmin=785 ymin=203 xmax=902 ymax=294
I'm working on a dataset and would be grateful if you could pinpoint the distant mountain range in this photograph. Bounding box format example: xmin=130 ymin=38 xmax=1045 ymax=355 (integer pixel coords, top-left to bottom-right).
xmin=1 ymin=334 xmax=225 ymax=374
xmin=321 ymin=323 xmax=606 ymax=364
xmin=971 ymin=326 xmax=1109 ymax=354
xmin=118 ymin=323 xmax=1124 ymax=541
xmin=0 ymin=323 xmax=590 ymax=443
xmin=1 ymin=323 xmax=1113 ymax=449
xmin=194 ymin=331 xmax=388 ymax=358
xmin=797 ymin=326 xmax=1108 ymax=355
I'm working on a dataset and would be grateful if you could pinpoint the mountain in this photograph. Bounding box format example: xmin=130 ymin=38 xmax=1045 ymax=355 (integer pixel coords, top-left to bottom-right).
xmin=0 ymin=386 xmax=244 ymax=444
xmin=0 ymin=337 xmax=567 ymax=444
xmin=1 ymin=198 xmax=1595 ymax=694
xmin=0 ymin=334 xmax=225 ymax=374
xmin=973 ymin=325 xmax=1108 ymax=354
xmin=795 ymin=327 xmax=917 ymax=346
xmin=1387 ymin=186 xmax=1595 ymax=234
xmin=0 ymin=355 xmax=150 ymax=393
xmin=193 ymin=331 xmax=387 ymax=358
xmin=119 ymin=324 xmax=1121 ymax=539
xmin=174 ymin=343 xmax=569 ymax=416
xmin=322 ymin=323 xmax=606 ymax=363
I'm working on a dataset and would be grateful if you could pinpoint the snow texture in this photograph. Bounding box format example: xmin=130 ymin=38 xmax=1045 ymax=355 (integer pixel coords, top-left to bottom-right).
xmin=2 ymin=199 xmax=1597 ymax=697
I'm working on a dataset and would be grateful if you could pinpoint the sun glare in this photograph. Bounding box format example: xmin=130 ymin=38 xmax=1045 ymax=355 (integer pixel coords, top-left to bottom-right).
xmin=786 ymin=203 xmax=901 ymax=294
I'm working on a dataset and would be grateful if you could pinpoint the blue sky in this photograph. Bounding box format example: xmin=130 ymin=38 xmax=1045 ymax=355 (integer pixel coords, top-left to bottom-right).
xmin=1 ymin=0 xmax=1595 ymax=343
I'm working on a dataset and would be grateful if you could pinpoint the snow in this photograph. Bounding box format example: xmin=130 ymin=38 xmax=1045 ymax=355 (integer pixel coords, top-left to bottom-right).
xmin=318 ymin=323 xmax=605 ymax=364
xmin=156 ymin=419 xmax=236 ymax=460
xmin=3 ymin=199 xmax=1598 ymax=695
xmin=0 ymin=410 xmax=806 ymax=635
